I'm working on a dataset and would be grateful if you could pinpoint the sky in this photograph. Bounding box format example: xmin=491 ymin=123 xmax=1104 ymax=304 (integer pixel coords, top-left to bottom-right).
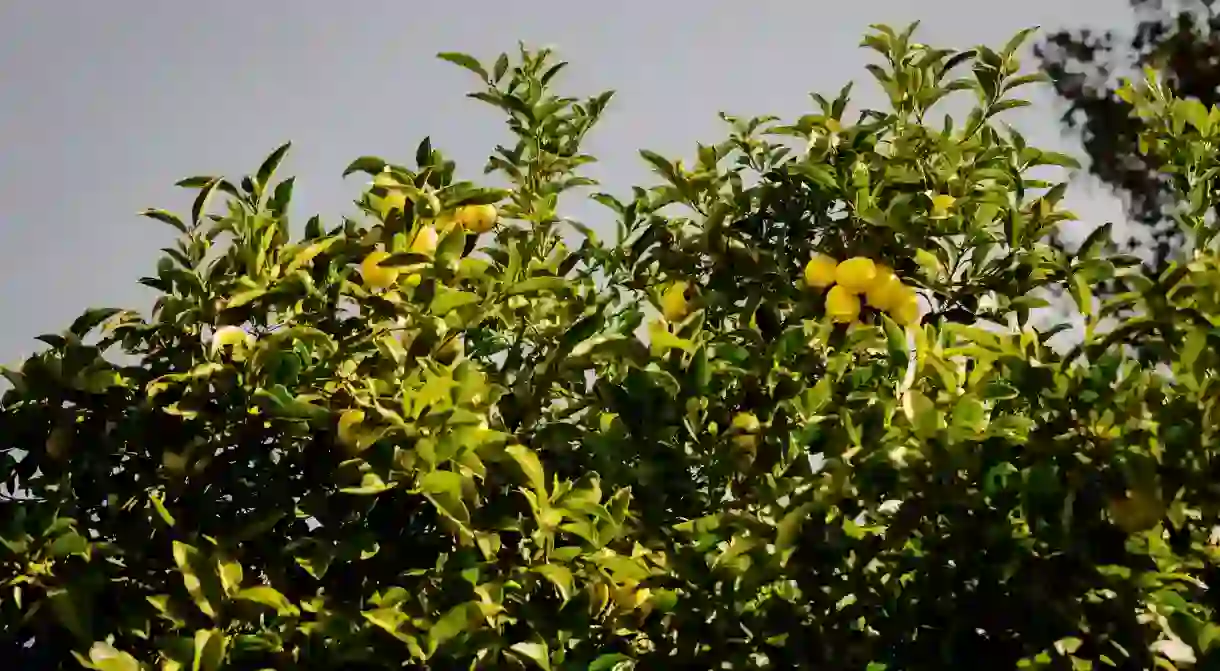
xmin=0 ymin=0 xmax=1132 ymax=363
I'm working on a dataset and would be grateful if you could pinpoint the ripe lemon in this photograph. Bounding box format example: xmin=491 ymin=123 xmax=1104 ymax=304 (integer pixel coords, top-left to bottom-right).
xmin=803 ymin=254 xmax=838 ymax=290
xmin=410 ymin=225 xmax=439 ymax=256
xmin=890 ymin=287 xmax=921 ymax=326
xmin=360 ymin=250 xmax=399 ymax=289
xmin=826 ymin=285 xmax=861 ymax=323
xmin=660 ymin=281 xmax=690 ymax=322
xmin=731 ymin=412 xmax=760 ymax=433
xmin=865 ymin=266 xmax=903 ymax=311
xmin=337 ymin=409 xmax=365 ymax=446
xmin=835 ymin=257 xmax=877 ymax=293
xmin=455 ymin=204 xmax=498 ymax=234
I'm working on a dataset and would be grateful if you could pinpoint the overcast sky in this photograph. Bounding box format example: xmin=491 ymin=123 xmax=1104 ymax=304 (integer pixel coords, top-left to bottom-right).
xmin=0 ymin=0 xmax=1131 ymax=362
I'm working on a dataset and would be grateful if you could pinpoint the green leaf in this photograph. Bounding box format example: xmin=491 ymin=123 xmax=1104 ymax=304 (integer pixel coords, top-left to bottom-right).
xmin=255 ymin=141 xmax=292 ymax=195
xmin=85 ymin=642 xmax=141 ymax=671
xmin=193 ymin=628 xmax=227 ymax=671
xmin=509 ymin=640 xmax=551 ymax=670
xmin=139 ymin=208 xmax=189 ymax=234
xmin=505 ymin=444 xmax=547 ymax=497
xmin=343 ymin=156 xmax=388 ymax=178
xmin=430 ymin=287 xmax=481 ymax=315
xmin=506 ymin=275 xmax=568 ymax=296
xmin=534 ymin=563 xmax=574 ymax=602
xmin=428 ymin=603 xmax=474 ymax=652
xmin=437 ymin=52 xmax=489 ymax=81
xmin=590 ymin=653 xmax=635 ymax=671
xmin=233 ymin=585 xmax=299 ymax=616
xmin=172 ymin=541 xmax=222 ymax=620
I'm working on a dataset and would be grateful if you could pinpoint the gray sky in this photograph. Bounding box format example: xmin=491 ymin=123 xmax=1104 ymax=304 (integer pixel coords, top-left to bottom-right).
xmin=0 ymin=0 xmax=1129 ymax=362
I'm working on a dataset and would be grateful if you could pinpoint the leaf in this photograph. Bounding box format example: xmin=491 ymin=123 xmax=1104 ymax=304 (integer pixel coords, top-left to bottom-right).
xmin=85 ymin=642 xmax=141 ymax=671
xmin=191 ymin=177 xmax=226 ymax=228
xmin=343 ymin=156 xmax=388 ymax=178
xmin=255 ymin=142 xmax=292 ymax=194
xmin=437 ymin=52 xmax=489 ymax=81
xmin=172 ymin=541 xmax=221 ymax=620
xmin=69 ymin=307 xmax=123 ymax=337
xmin=193 ymin=628 xmax=227 ymax=671
xmin=505 ymin=444 xmax=547 ymax=497
xmin=534 ymin=563 xmax=574 ymax=602
xmin=508 ymin=641 xmax=551 ymax=670
xmin=233 ymin=586 xmax=299 ymax=616
xmin=590 ymin=653 xmax=635 ymax=671
xmin=47 ymin=587 xmax=92 ymax=643
xmin=431 ymin=287 xmax=481 ymax=315
xmin=226 ymin=288 xmax=267 ymax=309
xmin=428 ymin=603 xmax=474 ymax=652
xmin=140 ymin=208 xmax=189 ymax=234
xmin=506 ymin=276 xmax=568 ymax=296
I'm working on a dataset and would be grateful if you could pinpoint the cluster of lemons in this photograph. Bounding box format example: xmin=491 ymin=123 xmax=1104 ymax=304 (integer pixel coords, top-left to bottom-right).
xmin=803 ymin=254 xmax=920 ymax=326
xmin=360 ymin=203 xmax=498 ymax=290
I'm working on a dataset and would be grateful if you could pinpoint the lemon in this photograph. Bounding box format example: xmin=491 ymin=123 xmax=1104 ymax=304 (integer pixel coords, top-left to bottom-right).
xmin=404 ymin=273 xmax=422 ymax=288
xmin=409 ymin=225 xmax=439 ymax=256
xmin=835 ymin=257 xmax=878 ymax=294
xmin=337 ymin=409 xmax=365 ymax=446
xmin=1108 ymin=489 xmax=1163 ymax=533
xmin=803 ymin=254 xmax=838 ymax=290
xmin=731 ymin=412 xmax=760 ymax=433
xmin=826 ymin=285 xmax=861 ymax=323
xmin=660 ymin=281 xmax=690 ymax=322
xmin=890 ymin=287 xmax=921 ymax=326
xmin=371 ymin=189 xmax=407 ymax=219
xmin=360 ymin=250 xmax=399 ymax=289
xmin=865 ymin=266 xmax=903 ymax=311
xmin=455 ymin=204 xmax=498 ymax=234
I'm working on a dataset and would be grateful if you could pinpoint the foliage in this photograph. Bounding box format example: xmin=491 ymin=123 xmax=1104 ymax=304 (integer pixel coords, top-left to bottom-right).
xmin=1037 ymin=0 xmax=1220 ymax=274
xmin=5 ymin=23 xmax=1220 ymax=670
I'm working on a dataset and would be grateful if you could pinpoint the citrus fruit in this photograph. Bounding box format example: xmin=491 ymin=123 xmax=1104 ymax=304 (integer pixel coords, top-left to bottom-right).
xmin=890 ymin=287 xmax=921 ymax=326
xmin=731 ymin=412 xmax=761 ymax=433
xmin=337 ymin=409 xmax=365 ymax=446
xmin=660 ymin=281 xmax=690 ymax=322
xmin=835 ymin=257 xmax=878 ymax=293
xmin=409 ymin=225 xmax=439 ymax=256
xmin=826 ymin=285 xmax=861 ymax=323
xmin=360 ymin=250 xmax=399 ymax=289
xmin=1108 ymin=489 xmax=1163 ymax=533
xmin=803 ymin=254 xmax=838 ymax=289
xmin=455 ymin=204 xmax=498 ymax=234
xmin=866 ymin=266 xmax=903 ymax=311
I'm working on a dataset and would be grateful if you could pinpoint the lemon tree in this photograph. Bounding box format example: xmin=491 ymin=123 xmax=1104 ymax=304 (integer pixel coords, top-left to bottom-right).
xmin=4 ymin=24 xmax=1220 ymax=671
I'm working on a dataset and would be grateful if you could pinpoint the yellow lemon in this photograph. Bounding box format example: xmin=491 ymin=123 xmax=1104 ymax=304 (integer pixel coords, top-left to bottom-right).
xmin=360 ymin=250 xmax=399 ymax=289
xmin=660 ymin=281 xmax=690 ymax=322
xmin=370 ymin=189 xmax=407 ymax=219
xmin=835 ymin=257 xmax=877 ymax=294
xmin=803 ymin=254 xmax=838 ymax=290
xmin=731 ymin=412 xmax=760 ymax=433
xmin=890 ymin=287 xmax=921 ymax=326
xmin=865 ymin=266 xmax=903 ymax=311
xmin=404 ymin=273 xmax=422 ymax=288
xmin=826 ymin=285 xmax=861 ymax=323
xmin=455 ymin=204 xmax=498 ymax=234
xmin=409 ymin=225 xmax=439 ymax=256
xmin=337 ymin=409 xmax=365 ymax=446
